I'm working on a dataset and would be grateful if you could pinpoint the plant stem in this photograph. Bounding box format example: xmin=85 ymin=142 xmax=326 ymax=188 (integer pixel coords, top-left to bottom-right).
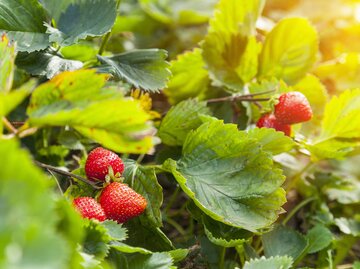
xmin=98 ymin=0 xmax=122 ymax=55
xmin=285 ymin=161 xmax=313 ymax=192
xmin=47 ymin=169 xmax=64 ymax=194
xmin=282 ymin=196 xmax=316 ymax=225
xmin=206 ymin=89 xmax=275 ymax=104
xmin=165 ymin=217 xmax=186 ymax=235
xmin=219 ymin=247 xmax=226 ymax=269
xmin=34 ymin=160 xmax=102 ymax=189
xmin=164 ymin=185 xmax=180 ymax=215
xmin=2 ymin=117 xmax=17 ymax=134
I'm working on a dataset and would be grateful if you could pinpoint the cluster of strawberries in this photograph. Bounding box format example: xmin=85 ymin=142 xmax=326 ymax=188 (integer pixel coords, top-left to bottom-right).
xmin=73 ymin=147 xmax=147 ymax=223
xmin=256 ymin=91 xmax=313 ymax=136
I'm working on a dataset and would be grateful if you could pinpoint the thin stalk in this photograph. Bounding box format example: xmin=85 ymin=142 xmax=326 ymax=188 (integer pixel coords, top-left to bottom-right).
xmin=282 ymin=197 xmax=316 ymax=225
xmin=165 ymin=217 xmax=186 ymax=236
xmin=2 ymin=117 xmax=17 ymax=134
xmin=285 ymin=162 xmax=314 ymax=192
xmin=98 ymin=0 xmax=122 ymax=55
xmin=219 ymin=247 xmax=226 ymax=269
xmin=206 ymin=89 xmax=275 ymax=104
xmin=34 ymin=160 xmax=102 ymax=189
xmin=47 ymin=169 xmax=63 ymax=194
xmin=164 ymin=186 xmax=180 ymax=215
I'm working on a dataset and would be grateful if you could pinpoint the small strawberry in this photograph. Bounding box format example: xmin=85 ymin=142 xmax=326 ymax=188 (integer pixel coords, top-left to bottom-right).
xmin=85 ymin=147 xmax=124 ymax=181
xmin=274 ymin=91 xmax=313 ymax=124
xmin=73 ymin=197 xmax=106 ymax=221
xmin=256 ymin=114 xmax=292 ymax=136
xmin=99 ymin=182 xmax=147 ymax=223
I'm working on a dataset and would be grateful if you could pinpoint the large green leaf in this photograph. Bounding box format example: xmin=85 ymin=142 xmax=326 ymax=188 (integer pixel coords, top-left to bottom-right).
xmin=45 ymin=0 xmax=117 ymax=46
xmin=158 ymin=99 xmax=211 ymax=146
xmin=163 ymin=120 xmax=286 ymax=232
xmin=306 ymin=224 xmax=333 ymax=254
xmin=0 ymin=34 xmax=15 ymax=92
xmin=27 ymin=70 xmax=155 ymax=153
xmin=97 ymin=49 xmax=171 ymax=92
xmin=0 ymin=140 xmax=69 ymax=268
xmin=262 ymin=225 xmax=309 ymax=262
xmin=0 ymin=0 xmax=50 ymax=52
xmin=258 ymin=18 xmax=318 ymax=85
xmin=39 ymin=0 xmax=75 ymax=22
xmin=16 ymin=50 xmax=83 ymax=79
xmin=164 ymin=49 xmax=211 ymax=104
xmin=243 ymin=256 xmax=293 ymax=269
xmin=123 ymin=159 xmax=163 ymax=227
xmin=201 ymin=0 xmax=265 ymax=91
xmin=335 ymin=217 xmax=360 ymax=236
xmin=309 ymin=89 xmax=360 ymax=160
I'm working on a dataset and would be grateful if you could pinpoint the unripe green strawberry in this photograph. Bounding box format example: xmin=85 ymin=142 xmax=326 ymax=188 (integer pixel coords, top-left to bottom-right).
xmin=274 ymin=91 xmax=313 ymax=124
xmin=73 ymin=197 xmax=106 ymax=221
xmin=99 ymin=182 xmax=147 ymax=223
xmin=256 ymin=114 xmax=292 ymax=136
xmin=85 ymin=147 xmax=124 ymax=181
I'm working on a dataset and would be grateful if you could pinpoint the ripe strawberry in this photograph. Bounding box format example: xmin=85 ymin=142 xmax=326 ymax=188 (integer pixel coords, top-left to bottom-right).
xmin=274 ymin=91 xmax=313 ymax=124
xmin=85 ymin=147 xmax=124 ymax=181
xmin=256 ymin=114 xmax=291 ymax=136
xmin=99 ymin=182 xmax=147 ymax=223
xmin=73 ymin=197 xmax=106 ymax=221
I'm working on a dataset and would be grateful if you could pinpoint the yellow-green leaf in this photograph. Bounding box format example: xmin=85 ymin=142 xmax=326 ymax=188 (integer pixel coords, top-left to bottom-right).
xmin=258 ymin=18 xmax=318 ymax=85
xmin=201 ymin=0 xmax=265 ymax=92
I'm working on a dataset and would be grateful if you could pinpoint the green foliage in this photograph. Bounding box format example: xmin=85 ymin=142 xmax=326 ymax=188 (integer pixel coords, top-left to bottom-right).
xmin=262 ymin=225 xmax=309 ymax=263
xmin=202 ymin=0 xmax=264 ymax=91
xmin=27 ymin=70 xmax=154 ymax=153
xmin=243 ymin=256 xmax=293 ymax=269
xmin=45 ymin=0 xmax=117 ymax=47
xmin=164 ymin=49 xmax=210 ymax=104
xmin=258 ymin=18 xmax=318 ymax=84
xmin=306 ymin=224 xmax=333 ymax=254
xmin=163 ymin=120 xmax=286 ymax=232
xmin=0 ymin=0 xmax=50 ymax=52
xmin=0 ymin=35 xmax=15 ymax=92
xmin=158 ymin=99 xmax=211 ymax=146
xmin=0 ymin=140 xmax=69 ymax=268
xmin=97 ymin=49 xmax=171 ymax=92
xmin=123 ymin=159 xmax=163 ymax=227
xmin=310 ymin=89 xmax=360 ymax=160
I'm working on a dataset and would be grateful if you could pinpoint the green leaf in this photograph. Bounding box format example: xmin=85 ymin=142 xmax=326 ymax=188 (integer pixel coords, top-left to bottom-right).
xmin=45 ymin=0 xmax=117 ymax=46
xmin=262 ymin=225 xmax=309 ymax=262
xmin=248 ymin=128 xmax=295 ymax=155
xmin=39 ymin=0 xmax=74 ymax=22
xmin=82 ymin=220 xmax=111 ymax=260
xmin=15 ymin=50 xmax=83 ymax=79
xmin=124 ymin=219 xmax=174 ymax=252
xmin=167 ymin=249 xmax=189 ymax=263
xmin=61 ymin=42 xmax=99 ymax=62
xmin=126 ymin=252 xmax=174 ymax=269
xmin=123 ymin=159 xmax=163 ymax=227
xmin=325 ymin=176 xmax=360 ymax=204
xmin=111 ymin=242 xmax=152 ymax=255
xmin=0 ymin=84 xmax=32 ymax=117
xmin=309 ymin=89 xmax=360 ymax=160
xmin=97 ymin=49 xmax=171 ymax=92
xmin=158 ymin=99 xmax=211 ymax=146
xmin=0 ymin=140 xmax=69 ymax=268
xmin=188 ymin=202 xmax=252 ymax=247
xmin=258 ymin=18 xmax=318 ymax=85
xmin=100 ymin=221 xmax=128 ymax=242
xmin=0 ymin=34 xmax=15 ymax=92
xmin=335 ymin=217 xmax=360 ymax=236
xmin=243 ymin=256 xmax=293 ymax=269
xmin=163 ymin=120 xmax=286 ymax=232
xmin=202 ymin=0 xmax=264 ymax=91
xmin=0 ymin=0 xmax=50 ymax=52
xmin=27 ymin=70 xmax=154 ymax=153
xmin=164 ymin=49 xmax=211 ymax=104
xmin=306 ymin=224 xmax=333 ymax=254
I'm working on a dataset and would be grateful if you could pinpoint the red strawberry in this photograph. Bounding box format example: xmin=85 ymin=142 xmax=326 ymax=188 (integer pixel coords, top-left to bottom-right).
xmin=73 ymin=197 xmax=106 ymax=221
xmin=99 ymin=182 xmax=147 ymax=223
xmin=85 ymin=147 xmax=124 ymax=181
xmin=274 ymin=91 xmax=313 ymax=124
xmin=256 ymin=114 xmax=292 ymax=136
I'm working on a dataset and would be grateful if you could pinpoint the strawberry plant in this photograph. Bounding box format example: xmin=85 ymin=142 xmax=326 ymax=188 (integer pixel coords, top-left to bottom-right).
xmin=0 ymin=0 xmax=360 ymax=268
